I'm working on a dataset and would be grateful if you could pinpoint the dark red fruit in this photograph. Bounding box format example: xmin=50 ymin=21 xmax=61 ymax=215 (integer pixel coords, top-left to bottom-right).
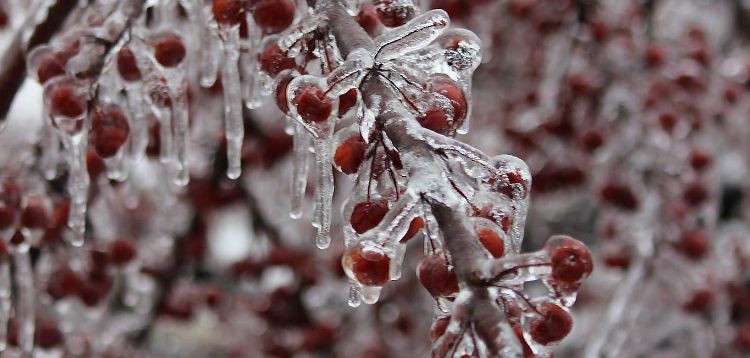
xmin=274 ymin=73 xmax=293 ymax=113
xmin=350 ymin=200 xmax=389 ymax=234
xmin=292 ymin=86 xmax=333 ymax=123
xmin=356 ymin=4 xmax=380 ymax=35
xmin=253 ymin=0 xmax=295 ymax=34
xmin=154 ymin=36 xmax=186 ymax=67
xmin=676 ymin=230 xmax=709 ymax=260
xmin=213 ymin=0 xmax=247 ymax=25
xmin=418 ymin=253 xmax=459 ymax=297
xmin=645 ymin=43 xmax=665 ymax=67
xmin=342 ymin=244 xmax=390 ymax=286
xmin=683 ymin=181 xmax=708 ymax=206
xmin=109 ymin=239 xmax=137 ymax=266
xmin=20 ymin=197 xmax=49 ymax=229
xmin=259 ymin=43 xmax=296 ymax=77
xmin=334 ymin=135 xmax=367 ymax=174
xmin=431 ymin=316 xmax=451 ymax=341
xmin=545 ymin=235 xmax=593 ymax=285
xmin=417 ymin=108 xmax=450 ymax=135
xmin=477 ymin=228 xmax=505 ymax=258
xmin=683 ymin=289 xmax=713 ymax=313
xmin=35 ymin=320 xmax=63 ymax=349
xmin=116 ymin=47 xmax=142 ymax=82
xmin=529 ymin=303 xmax=573 ymax=345
xmin=431 ymin=76 xmax=468 ymax=123
xmin=400 ymin=217 xmax=424 ymax=243
xmin=0 ymin=202 xmax=16 ymax=229
xmin=36 ymin=53 xmax=66 ymax=84
xmin=374 ymin=0 xmax=415 ymax=27
xmin=50 ymin=86 xmax=86 ymax=118
xmin=689 ymin=148 xmax=712 ymax=171
xmin=86 ymin=147 xmax=106 ymax=179
xmin=600 ymin=182 xmax=639 ymax=211
xmin=338 ymin=88 xmax=358 ymax=116
xmin=91 ymin=107 xmax=130 ymax=158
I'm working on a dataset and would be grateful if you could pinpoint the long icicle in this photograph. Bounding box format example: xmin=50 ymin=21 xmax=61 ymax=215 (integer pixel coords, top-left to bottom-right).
xmin=220 ymin=25 xmax=244 ymax=180
xmin=0 ymin=253 xmax=10 ymax=351
xmin=12 ymin=241 xmax=35 ymax=355
xmin=312 ymin=127 xmax=334 ymax=249
xmin=290 ymin=123 xmax=310 ymax=219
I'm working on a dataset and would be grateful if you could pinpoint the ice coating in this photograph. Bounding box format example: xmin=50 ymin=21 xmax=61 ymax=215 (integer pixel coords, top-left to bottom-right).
xmin=3 ymin=1 xmax=594 ymax=356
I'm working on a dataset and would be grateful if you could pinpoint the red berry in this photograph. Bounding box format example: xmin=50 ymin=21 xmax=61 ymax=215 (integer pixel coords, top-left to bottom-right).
xmin=91 ymin=107 xmax=130 ymax=158
xmin=600 ymin=182 xmax=639 ymax=211
xmin=338 ymin=88 xmax=358 ymax=116
xmin=36 ymin=53 xmax=66 ymax=84
xmin=334 ymin=135 xmax=367 ymax=175
xmin=116 ymin=47 xmax=142 ymax=82
xmin=735 ymin=325 xmax=750 ymax=351
xmin=374 ymin=0 xmax=415 ymax=27
xmin=400 ymin=217 xmax=424 ymax=243
xmin=0 ymin=8 xmax=8 ymax=29
xmin=213 ymin=0 xmax=247 ymax=26
xmin=683 ymin=181 xmax=708 ymax=206
xmin=529 ymin=303 xmax=573 ymax=345
xmin=683 ymin=289 xmax=713 ymax=313
xmin=0 ymin=202 xmax=16 ymax=229
xmin=418 ymin=253 xmax=459 ymax=297
xmin=578 ymin=129 xmax=604 ymax=152
xmin=35 ymin=320 xmax=63 ymax=349
xmin=86 ymin=147 xmax=106 ymax=179
xmin=356 ymin=4 xmax=381 ymax=35
xmin=260 ymin=43 xmax=296 ymax=77
xmin=676 ymin=230 xmax=709 ymax=260
xmin=545 ymin=235 xmax=593 ymax=285
xmin=431 ymin=316 xmax=451 ymax=341
xmin=603 ymin=249 xmax=631 ymax=270
xmin=658 ymin=112 xmax=678 ymax=132
xmin=477 ymin=228 xmax=505 ymax=258
xmin=342 ymin=244 xmax=391 ymax=286
xmin=20 ymin=197 xmax=49 ymax=229
xmin=689 ymin=148 xmax=712 ymax=171
xmin=292 ymin=86 xmax=333 ymax=123
xmin=431 ymin=76 xmax=467 ymax=124
xmin=645 ymin=43 xmax=665 ymax=67
xmin=253 ymin=0 xmax=295 ymax=34
xmin=50 ymin=86 xmax=86 ymax=118
xmin=154 ymin=36 xmax=186 ymax=67
xmin=47 ymin=269 xmax=80 ymax=299
xmin=350 ymin=200 xmax=389 ymax=234
xmin=417 ymin=108 xmax=451 ymax=134
xmin=109 ymin=239 xmax=137 ymax=266
xmin=274 ymin=73 xmax=293 ymax=113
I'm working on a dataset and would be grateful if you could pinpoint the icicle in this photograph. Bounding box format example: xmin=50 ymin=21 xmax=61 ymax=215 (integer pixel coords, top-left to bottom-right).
xmin=290 ymin=123 xmax=310 ymax=219
xmin=106 ymin=142 xmax=129 ymax=182
xmin=125 ymin=88 xmax=148 ymax=163
xmin=0 ymin=255 xmax=9 ymax=351
xmin=312 ymin=125 xmax=334 ymax=249
xmin=360 ymin=285 xmax=382 ymax=305
xmin=155 ymin=106 xmax=173 ymax=165
xmin=39 ymin=122 xmax=60 ymax=180
xmin=220 ymin=25 xmax=245 ymax=180
xmin=12 ymin=241 xmax=35 ymax=355
xmin=171 ymin=81 xmax=190 ymax=186
xmin=63 ymin=133 xmax=89 ymax=247
xmin=347 ymin=279 xmax=362 ymax=307
xmin=241 ymin=14 xmax=265 ymax=109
